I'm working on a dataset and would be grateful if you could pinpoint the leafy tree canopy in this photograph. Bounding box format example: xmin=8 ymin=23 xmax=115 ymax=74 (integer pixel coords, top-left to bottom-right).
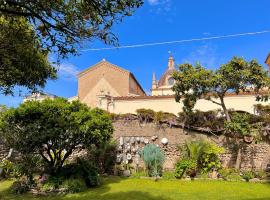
xmin=0 ymin=98 xmax=114 ymax=174
xmin=0 ymin=0 xmax=143 ymax=58
xmin=0 ymin=0 xmax=143 ymax=94
xmin=172 ymin=57 xmax=270 ymax=121
xmin=0 ymin=16 xmax=57 ymax=95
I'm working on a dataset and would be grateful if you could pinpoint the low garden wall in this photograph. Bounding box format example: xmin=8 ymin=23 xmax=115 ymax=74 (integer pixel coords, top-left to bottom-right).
xmin=113 ymin=120 xmax=270 ymax=170
xmin=1 ymin=120 xmax=270 ymax=171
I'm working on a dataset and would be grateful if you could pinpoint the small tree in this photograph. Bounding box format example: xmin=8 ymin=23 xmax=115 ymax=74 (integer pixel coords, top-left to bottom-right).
xmin=172 ymin=57 xmax=270 ymax=122
xmin=0 ymin=98 xmax=113 ymax=175
xmin=225 ymin=113 xmax=252 ymax=169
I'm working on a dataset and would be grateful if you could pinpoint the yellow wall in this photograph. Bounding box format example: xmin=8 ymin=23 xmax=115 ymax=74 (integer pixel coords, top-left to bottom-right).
xmin=107 ymin=95 xmax=269 ymax=115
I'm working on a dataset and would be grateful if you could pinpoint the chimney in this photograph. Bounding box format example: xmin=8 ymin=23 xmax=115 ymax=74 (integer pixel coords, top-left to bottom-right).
xmin=168 ymin=55 xmax=175 ymax=70
xmin=152 ymin=72 xmax=157 ymax=89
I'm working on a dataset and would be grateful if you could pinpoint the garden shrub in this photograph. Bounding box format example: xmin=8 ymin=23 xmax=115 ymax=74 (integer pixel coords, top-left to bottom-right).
xmin=0 ymin=159 xmax=14 ymax=178
xmin=76 ymin=158 xmax=100 ymax=187
xmin=255 ymin=170 xmax=267 ymax=180
xmin=62 ymin=178 xmax=87 ymax=193
xmin=153 ymin=111 xmax=177 ymax=125
xmin=140 ymin=144 xmax=165 ymax=177
xmin=136 ymin=108 xmax=155 ymax=123
xmin=10 ymin=176 xmax=31 ymax=194
xmin=87 ymin=140 xmax=117 ymax=174
xmin=178 ymin=110 xmax=225 ymax=132
xmin=241 ymin=170 xmax=255 ymax=182
xmin=218 ymin=168 xmax=242 ymax=181
xmin=179 ymin=139 xmax=224 ymax=175
xmin=175 ymin=159 xmax=197 ymax=179
xmin=58 ymin=158 xmax=100 ymax=188
xmin=0 ymin=98 xmax=113 ymax=176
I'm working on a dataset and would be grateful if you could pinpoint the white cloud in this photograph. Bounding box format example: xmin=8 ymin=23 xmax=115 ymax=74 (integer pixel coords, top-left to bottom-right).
xmin=148 ymin=0 xmax=173 ymax=19
xmin=148 ymin=0 xmax=160 ymax=5
xmin=181 ymin=43 xmax=222 ymax=69
xmin=57 ymin=63 xmax=79 ymax=81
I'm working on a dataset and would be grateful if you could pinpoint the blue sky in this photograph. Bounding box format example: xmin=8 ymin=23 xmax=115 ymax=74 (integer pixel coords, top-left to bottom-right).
xmin=1 ymin=0 xmax=270 ymax=107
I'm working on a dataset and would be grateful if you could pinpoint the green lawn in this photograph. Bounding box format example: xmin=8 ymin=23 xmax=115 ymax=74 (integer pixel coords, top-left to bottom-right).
xmin=0 ymin=177 xmax=270 ymax=200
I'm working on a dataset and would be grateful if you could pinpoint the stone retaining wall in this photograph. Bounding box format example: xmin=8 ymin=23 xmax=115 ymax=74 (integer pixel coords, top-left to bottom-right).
xmin=1 ymin=120 xmax=269 ymax=171
xmin=113 ymin=120 xmax=270 ymax=170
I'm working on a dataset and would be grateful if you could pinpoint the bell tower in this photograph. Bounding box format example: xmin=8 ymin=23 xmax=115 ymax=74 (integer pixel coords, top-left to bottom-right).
xmin=152 ymin=72 xmax=157 ymax=90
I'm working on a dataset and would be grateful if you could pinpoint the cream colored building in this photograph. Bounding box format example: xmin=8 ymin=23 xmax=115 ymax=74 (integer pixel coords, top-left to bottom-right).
xmin=23 ymin=92 xmax=57 ymax=103
xmin=72 ymin=56 xmax=269 ymax=115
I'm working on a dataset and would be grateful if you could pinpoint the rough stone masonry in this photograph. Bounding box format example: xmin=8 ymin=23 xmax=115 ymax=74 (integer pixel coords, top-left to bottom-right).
xmin=113 ymin=120 xmax=270 ymax=170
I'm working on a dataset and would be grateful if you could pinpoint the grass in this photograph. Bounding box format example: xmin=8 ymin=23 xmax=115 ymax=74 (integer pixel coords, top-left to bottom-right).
xmin=0 ymin=177 xmax=270 ymax=200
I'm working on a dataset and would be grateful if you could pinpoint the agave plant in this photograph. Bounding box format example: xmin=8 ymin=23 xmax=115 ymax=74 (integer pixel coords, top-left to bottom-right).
xmin=140 ymin=144 xmax=165 ymax=178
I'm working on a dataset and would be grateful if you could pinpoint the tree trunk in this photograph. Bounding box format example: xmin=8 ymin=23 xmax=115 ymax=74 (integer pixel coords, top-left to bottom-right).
xmin=220 ymin=97 xmax=231 ymax=122
xmin=235 ymin=141 xmax=242 ymax=169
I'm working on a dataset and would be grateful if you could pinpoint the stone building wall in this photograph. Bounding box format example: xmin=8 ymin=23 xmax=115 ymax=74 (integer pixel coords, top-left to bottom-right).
xmin=113 ymin=120 xmax=270 ymax=170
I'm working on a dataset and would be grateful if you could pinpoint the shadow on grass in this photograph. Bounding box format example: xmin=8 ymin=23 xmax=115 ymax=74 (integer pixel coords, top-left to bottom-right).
xmin=61 ymin=191 xmax=169 ymax=200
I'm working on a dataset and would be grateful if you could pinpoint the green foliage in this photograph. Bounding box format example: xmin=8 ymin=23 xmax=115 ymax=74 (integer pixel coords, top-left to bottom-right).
xmin=130 ymin=170 xmax=147 ymax=179
xmin=179 ymin=140 xmax=224 ymax=175
xmin=76 ymin=159 xmax=100 ymax=187
xmin=0 ymin=159 xmax=14 ymax=178
xmin=241 ymin=170 xmax=255 ymax=182
xmin=10 ymin=176 xmax=31 ymax=194
xmin=154 ymin=111 xmax=176 ymax=124
xmin=136 ymin=109 xmax=177 ymax=126
xmin=225 ymin=113 xmax=251 ymax=136
xmin=136 ymin=108 xmax=155 ymax=123
xmin=218 ymin=168 xmax=242 ymax=181
xmin=62 ymin=178 xmax=87 ymax=193
xmin=255 ymin=170 xmax=267 ymax=180
xmin=43 ymin=176 xmax=64 ymax=189
xmin=87 ymin=140 xmax=117 ymax=174
xmin=160 ymin=171 xmax=176 ymax=180
xmin=0 ymin=16 xmax=56 ymax=95
xmin=140 ymin=144 xmax=165 ymax=177
xmin=174 ymin=159 xmax=197 ymax=179
xmin=1 ymin=0 xmax=143 ymax=58
xmin=178 ymin=110 xmax=224 ymax=132
xmin=172 ymin=57 xmax=270 ymax=121
xmin=0 ymin=98 xmax=113 ymax=175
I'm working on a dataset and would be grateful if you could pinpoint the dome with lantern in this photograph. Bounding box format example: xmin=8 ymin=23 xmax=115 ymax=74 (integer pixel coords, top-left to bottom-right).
xmin=151 ymin=55 xmax=176 ymax=96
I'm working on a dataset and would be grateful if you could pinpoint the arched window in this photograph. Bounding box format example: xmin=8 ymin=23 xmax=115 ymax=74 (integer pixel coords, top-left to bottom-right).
xmin=168 ymin=77 xmax=174 ymax=85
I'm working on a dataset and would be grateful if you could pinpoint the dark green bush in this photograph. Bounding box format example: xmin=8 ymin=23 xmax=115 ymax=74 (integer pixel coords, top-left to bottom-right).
xmin=87 ymin=141 xmax=117 ymax=174
xmin=10 ymin=176 xmax=31 ymax=194
xmin=62 ymin=178 xmax=87 ymax=193
xmin=241 ymin=170 xmax=255 ymax=182
xmin=76 ymin=158 xmax=100 ymax=187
